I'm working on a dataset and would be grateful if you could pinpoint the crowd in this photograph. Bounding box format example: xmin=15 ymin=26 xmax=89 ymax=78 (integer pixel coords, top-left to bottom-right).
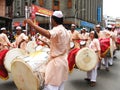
xmin=0 ymin=11 xmax=120 ymax=90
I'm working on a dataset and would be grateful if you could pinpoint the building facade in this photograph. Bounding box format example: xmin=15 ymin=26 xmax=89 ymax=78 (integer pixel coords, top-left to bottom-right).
xmin=0 ymin=0 xmax=13 ymax=30
xmin=12 ymin=0 xmax=103 ymax=30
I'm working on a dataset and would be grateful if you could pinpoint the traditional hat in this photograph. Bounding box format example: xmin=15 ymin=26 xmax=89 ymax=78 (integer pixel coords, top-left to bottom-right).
xmin=52 ymin=11 xmax=63 ymax=18
xmin=16 ymin=26 xmax=22 ymax=30
xmin=107 ymin=25 xmax=112 ymax=28
xmin=96 ymin=24 xmax=101 ymax=28
xmin=82 ymin=28 xmax=87 ymax=31
xmin=71 ymin=24 xmax=76 ymax=27
xmin=1 ymin=27 xmax=6 ymax=31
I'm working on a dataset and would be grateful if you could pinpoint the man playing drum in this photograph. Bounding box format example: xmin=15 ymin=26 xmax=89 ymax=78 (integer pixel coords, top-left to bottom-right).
xmin=85 ymin=31 xmax=101 ymax=87
xmin=25 ymin=11 xmax=70 ymax=90
xmin=68 ymin=24 xmax=81 ymax=49
xmin=12 ymin=26 xmax=28 ymax=50
xmin=81 ymin=28 xmax=89 ymax=41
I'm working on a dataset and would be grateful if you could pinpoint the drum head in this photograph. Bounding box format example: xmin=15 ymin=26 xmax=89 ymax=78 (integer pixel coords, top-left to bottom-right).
xmin=11 ymin=59 xmax=39 ymax=90
xmin=26 ymin=41 xmax=37 ymax=53
xmin=4 ymin=48 xmax=27 ymax=72
xmin=75 ymin=47 xmax=98 ymax=72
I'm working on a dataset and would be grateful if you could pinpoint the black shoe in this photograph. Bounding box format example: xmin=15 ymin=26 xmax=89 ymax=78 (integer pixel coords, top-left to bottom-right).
xmin=106 ymin=68 xmax=110 ymax=71
xmin=89 ymin=81 xmax=96 ymax=87
xmin=97 ymin=67 xmax=101 ymax=70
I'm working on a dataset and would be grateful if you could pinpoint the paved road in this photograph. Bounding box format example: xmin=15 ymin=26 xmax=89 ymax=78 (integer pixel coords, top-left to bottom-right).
xmin=0 ymin=53 xmax=120 ymax=90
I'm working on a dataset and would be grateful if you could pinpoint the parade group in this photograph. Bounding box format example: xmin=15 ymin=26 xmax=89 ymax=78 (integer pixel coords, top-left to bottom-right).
xmin=0 ymin=11 xmax=120 ymax=90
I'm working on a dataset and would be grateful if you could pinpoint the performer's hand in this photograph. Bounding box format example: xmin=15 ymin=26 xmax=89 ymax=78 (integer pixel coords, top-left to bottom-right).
xmin=24 ymin=19 xmax=34 ymax=26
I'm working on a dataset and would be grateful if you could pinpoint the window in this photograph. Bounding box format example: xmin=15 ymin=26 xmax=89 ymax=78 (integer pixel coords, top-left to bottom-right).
xmin=67 ymin=0 xmax=72 ymax=8
xmin=39 ymin=0 xmax=44 ymax=7
xmin=54 ymin=0 xmax=59 ymax=6
xmin=53 ymin=0 xmax=60 ymax=10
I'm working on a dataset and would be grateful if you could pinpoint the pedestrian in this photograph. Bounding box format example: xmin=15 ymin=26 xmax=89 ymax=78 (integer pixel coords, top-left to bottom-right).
xmin=25 ymin=11 xmax=70 ymax=90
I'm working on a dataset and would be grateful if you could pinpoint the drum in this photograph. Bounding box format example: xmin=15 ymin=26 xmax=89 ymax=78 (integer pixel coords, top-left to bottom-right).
xmin=26 ymin=41 xmax=50 ymax=53
xmin=75 ymin=47 xmax=98 ymax=72
xmin=116 ymin=37 xmax=120 ymax=50
xmin=11 ymin=50 xmax=49 ymax=90
xmin=26 ymin=41 xmax=38 ymax=53
xmin=4 ymin=48 xmax=27 ymax=72
xmin=99 ymin=38 xmax=113 ymax=57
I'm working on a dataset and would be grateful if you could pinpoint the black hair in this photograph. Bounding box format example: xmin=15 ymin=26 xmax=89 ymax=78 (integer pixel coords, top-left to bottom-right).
xmin=108 ymin=28 xmax=112 ymax=31
xmin=94 ymin=31 xmax=99 ymax=39
xmin=90 ymin=30 xmax=98 ymax=39
xmin=52 ymin=16 xmax=63 ymax=24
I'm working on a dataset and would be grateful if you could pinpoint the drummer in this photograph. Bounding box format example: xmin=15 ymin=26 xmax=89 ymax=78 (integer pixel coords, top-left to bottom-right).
xmin=68 ymin=24 xmax=81 ymax=49
xmin=81 ymin=28 xmax=89 ymax=41
xmin=0 ymin=27 xmax=12 ymax=49
xmin=12 ymin=26 xmax=28 ymax=50
xmin=85 ymin=30 xmax=101 ymax=87
xmin=25 ymin=11 xmax=70 ymax=90
xmin=104 ymin=25 xmax=115 ymax=68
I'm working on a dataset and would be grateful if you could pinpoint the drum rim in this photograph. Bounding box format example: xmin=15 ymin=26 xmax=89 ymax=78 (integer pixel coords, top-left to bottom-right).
xmin=11 ymin=59 xmax=40 ymax=90
xmin=75 ymin=47 xmax=98 ymax=72
xmin=4 ymin=48 xmax=27 ymax=72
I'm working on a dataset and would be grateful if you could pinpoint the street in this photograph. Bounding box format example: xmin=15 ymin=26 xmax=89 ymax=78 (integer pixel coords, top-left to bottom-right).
xmin=0 ymin=56 xmax=120 ymax=90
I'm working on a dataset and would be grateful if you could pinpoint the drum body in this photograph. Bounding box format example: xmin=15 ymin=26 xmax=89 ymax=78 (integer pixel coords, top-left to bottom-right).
xmin=4 ymin=48 xmax=27 ymax=72
xmin=75 ymin=47 xmax=98 ymax=72
xmin=99 ymin=38 xmax=113 ymax=57
xmin=11 ymin=50 xmax=49 ymax=90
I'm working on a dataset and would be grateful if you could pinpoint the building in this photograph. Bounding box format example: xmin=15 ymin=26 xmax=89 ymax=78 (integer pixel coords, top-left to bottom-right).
xmin=0 ymin=0 xmax=13 ymax=30
xmin=104 ymin=16 xmax=116 ymax=27
xmin=12 ymin=0 xmax=103 ymax=31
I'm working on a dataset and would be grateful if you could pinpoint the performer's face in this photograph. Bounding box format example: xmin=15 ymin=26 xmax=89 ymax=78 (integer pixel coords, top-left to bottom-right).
xmin=71 ymin=26 xmax=75 ymax=30
xmin=89 ymin=33 xmax=94 ymax=39
xmin=96 ymin=27 xmax=100 ymax=32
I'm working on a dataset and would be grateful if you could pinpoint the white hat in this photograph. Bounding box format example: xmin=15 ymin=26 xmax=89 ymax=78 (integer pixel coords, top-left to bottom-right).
xmin=96 ymin=24 xmax=101 ymax=28
xmin=107 ymin=25 xmax=112 ymax=28
xmin=80 ymin=41 xmax=86 ymax=46
xmin=71 ymin=24 xmax=76 ymax=27
xmin=16 ymin=26 xmax=22 ymax=30
xmin=52 ymin=11 xmax=63 ymax=18
xmin=1 ymin=27 xmax=6 ymax=30
xmin=82 ymin=28 xmax=87 ymax=31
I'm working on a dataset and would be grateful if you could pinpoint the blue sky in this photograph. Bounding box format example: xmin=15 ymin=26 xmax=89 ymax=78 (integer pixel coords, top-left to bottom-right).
xmin=103 ymin=0 xmax=120 ymax=18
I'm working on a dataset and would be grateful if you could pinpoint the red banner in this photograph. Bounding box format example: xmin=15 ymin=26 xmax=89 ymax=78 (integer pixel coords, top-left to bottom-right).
xmin=31 ymin=4 xmax=53 ymax=17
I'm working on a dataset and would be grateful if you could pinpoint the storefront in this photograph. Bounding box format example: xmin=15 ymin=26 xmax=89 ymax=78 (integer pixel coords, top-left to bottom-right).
xmin=0 ymin=16 xmax=12 ymax=31
xmin=80 ymin=20 xmax=95 ymax=32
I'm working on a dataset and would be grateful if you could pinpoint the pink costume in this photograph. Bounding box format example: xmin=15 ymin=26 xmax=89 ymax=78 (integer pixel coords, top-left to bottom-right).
xmin=45 ymin=25 xmax=70 ymax=86
xmin=0 ymin=33 xmax=11 ymax=49
xmin=68 ymin=30 xmax=81 ymax=48
xmin=81 ymin=32 xmax=89 ymax=41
